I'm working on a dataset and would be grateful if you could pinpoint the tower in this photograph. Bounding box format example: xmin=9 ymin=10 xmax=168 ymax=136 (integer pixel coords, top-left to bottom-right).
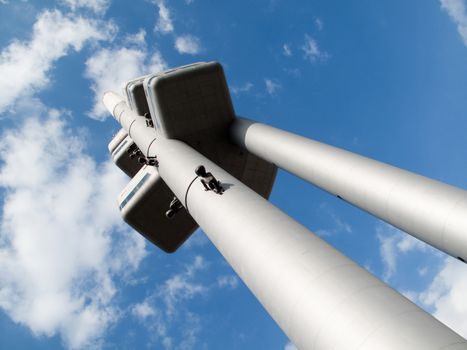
xmin=104 ymin=62 xmax=467 ymax=349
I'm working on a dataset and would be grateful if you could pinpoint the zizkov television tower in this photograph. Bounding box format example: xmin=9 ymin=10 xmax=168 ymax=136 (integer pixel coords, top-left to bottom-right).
xmin=104 ymin=62 xmax=467 ymax=349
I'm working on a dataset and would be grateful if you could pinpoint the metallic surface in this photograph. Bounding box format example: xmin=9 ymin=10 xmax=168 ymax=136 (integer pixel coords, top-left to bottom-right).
xmin=104 ymin=91 xmax=467 ymax=350
xmin=111 ymin=134 xmax=143 ymax=177
xmin=231 ymin=118 xmax=467 ymax=262
xmin=123 ymin=75 xmax=151 ymax=116
xmin=118 ymin=165 xmax=198 ymax=253
xmin=108 ymin=128 xmax=128 ymax=154
xmin=104 ymin=91 xmax=276 ymax=251
xmin=143 ymin=61 xmax=233 ymax=139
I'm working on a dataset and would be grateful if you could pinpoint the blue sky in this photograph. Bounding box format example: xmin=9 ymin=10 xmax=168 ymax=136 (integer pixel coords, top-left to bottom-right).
xmin=1 ymin=0 xmax=467 ymax=349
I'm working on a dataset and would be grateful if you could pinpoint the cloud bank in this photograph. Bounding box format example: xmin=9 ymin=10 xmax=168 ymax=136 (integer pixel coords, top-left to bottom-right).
xmin=0 ymin=10 xmax=114 ymax=115
xmin=0 ymin=103 xmax=147 ymax=349
xmin=440 ymin=0 xmax=467 ymax=45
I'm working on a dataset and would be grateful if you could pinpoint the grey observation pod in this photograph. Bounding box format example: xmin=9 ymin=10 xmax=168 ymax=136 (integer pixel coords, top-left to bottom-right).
xmin=118 ymin=165 xmax=198 ymax=253
xmin=108 ymin=129 xmax=143 ymax=177
xmin=123 ymin=75 xmax=151 ymax=117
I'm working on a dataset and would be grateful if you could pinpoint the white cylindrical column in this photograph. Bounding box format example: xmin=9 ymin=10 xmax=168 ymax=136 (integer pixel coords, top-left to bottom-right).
xmin=104 ymin=92 xmax=467 ymax=350
xmin=153 ymin=138 xmax=467 ymax=350
xmin=103 ymin=92 xmax=157 ymax=156
xmin=231 ymin=118 xmax=467 ymax=263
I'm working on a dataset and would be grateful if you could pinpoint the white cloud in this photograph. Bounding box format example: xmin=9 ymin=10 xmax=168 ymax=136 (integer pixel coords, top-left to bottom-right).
xmin=153 ymin=1 xmax=204 ymax=57
xmin=85 ymin=41 xmax=167 ymax=119
xmin=396 ymin=233 xmax=429 ymax=253
xmin=162 ymin=256 xmax=208 ymax=317
xmin=283 ymin=67 xmax=301 ymax=77
xmin=231 ymin=82 xmax=253 ymax=95
xmin=0 ymin=10 xmax=114 ymax=114
xmin=265 ymin=79 xmax=281 ymax=95
xmin=301 ymin=34 xmax=328 ymax=62
xmin=401 ymin=290 xmax=419 ymax=303
xmin=0 ymin=103 xmax=147 ymax=349
xmin=314 ymin=17 xmax=323 ymax=31
xmin=418 ymin=266 xmax=429 ymax=276
xmin=375 ymin=223 xmax=467 ymax=339
xmin=377 ymin=229 xmax=399 ymax=282
xmin=62 ymin=0 xmax=109 ymax=14
xmin=440 ymin=0 xmax=467 ymax=45
xmin=217 ymin=275 xmax=239 ymax=289
xmin=283 ymin=43 xmax=292 ymax=56
xmin=132 ymin=301 xmax=156 ymax=320
xmin=315 ymin=204 xmax=352 ymax=236
xmin=148 ymin=51 xmax=167 ymax=73
xmin=123 ymin=29 xmax=147 ymax=47
xmin=376 ymin=224 xmax=432 ymax=282
xmin=418 ymin=258 xmax=467 ymax=338
xmin=284 ymin=341 xmax=298 ymax=350
xmin=174 ymin=34 xmax=202 ymax=54
xmin=131 ymin=256 xmax=208 ymax=349
xmin=131 ymin=256 xmax=241 ymax=348
xmin=155 ymin=0 xmax=174 ymax=34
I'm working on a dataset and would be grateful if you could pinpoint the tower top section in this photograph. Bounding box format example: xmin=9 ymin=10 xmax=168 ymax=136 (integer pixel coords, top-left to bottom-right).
xmin=143 ymin=61 xmax=234 ymax=141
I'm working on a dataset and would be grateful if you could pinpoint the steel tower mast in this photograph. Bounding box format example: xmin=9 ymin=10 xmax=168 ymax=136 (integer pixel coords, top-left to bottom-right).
xmin=104 ymin=62 xmax=467 ymax=349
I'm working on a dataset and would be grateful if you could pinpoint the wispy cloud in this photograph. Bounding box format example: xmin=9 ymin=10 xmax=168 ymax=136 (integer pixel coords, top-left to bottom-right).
xmin=84 ymin=34 xmax=167 ymax=119
xmin=231 ymin=82 xmax=253 ymax=95
xmin=377 ymin=228 xmax=400 ymax=282
xmin=396 ymin=233 xmax=430 ymax=253
xmin=162 ymin=256 xmax=208 ymax=317
xmin=123 ymin=28 xmax=147 ymax=46
xmin=131 ymin=256 xmax=241 ymax=349
xmin=131 ymin=301 xmax=156 ymax=320
xmin=0 ymin=9 xmax=114 ymax=115
xmin=283 ymin=67 xmax=301 ymax=77
xmin=265 ymin=79 xmax=281 ymax=95
xmin=284 ymin=341 xmax=298 ymax=350
xmin=418 ymin=266 xmax=429 ymax=276
xmin=174 ymin=34 xmax=202 ymax=54
xmin=283 ymin=43 xmax=292 ymax=56
xmin=402 ymin=257 xmax=467 ymax=339
xmin=315 ymin=205 xmax=352 ymax=237
xmin=418 ymin=257 xmax=467 ymax=338
xmin=314 ymin=17 xmax=324 ymax=31
xmin=315 ymin=212 xmax=352 ymax=236
xmin=131 ymin=256 xmax=207 ymax=348
xmin=153 ymin=0 xmax=205 ymax=57
xmin=155 ymin=0 xmax=174 ymax=34
xmin=375 ymin=222 xmax=467 ymax=338
xmin=302 ymin=34 xmax=328 ymax=62
xmin=440 ymin=0 xmax=467 ymax=45
xmin=217 ymin=275 xmax=239 ymax=289
xmin=376 ymin=224 xmax=432 ymax=282
xmin=61 ymin=0 xmax=109 ymax=14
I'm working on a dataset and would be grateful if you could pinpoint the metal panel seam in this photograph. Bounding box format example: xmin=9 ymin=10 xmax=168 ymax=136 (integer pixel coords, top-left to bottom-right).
xmin=128 ymin=119 xmax=137 ymax=140
xmin=145 ymin=137 xmax=157 ymax=157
